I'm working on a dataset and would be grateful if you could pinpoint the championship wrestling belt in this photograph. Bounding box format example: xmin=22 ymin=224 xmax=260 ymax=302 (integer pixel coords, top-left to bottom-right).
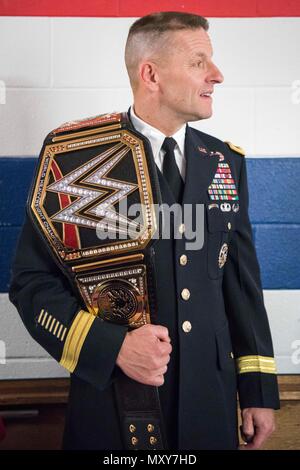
xmin=28 ymin=112 xmax=167 ymax=450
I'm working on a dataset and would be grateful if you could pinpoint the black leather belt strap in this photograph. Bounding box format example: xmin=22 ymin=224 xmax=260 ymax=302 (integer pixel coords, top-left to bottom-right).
xmin=114 ymin=371 xmax=168 ymax=450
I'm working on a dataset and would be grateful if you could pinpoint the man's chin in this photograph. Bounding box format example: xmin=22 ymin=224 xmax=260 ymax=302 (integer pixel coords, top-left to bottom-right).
xmin=189 ymin=110 xmax=213 ymax=122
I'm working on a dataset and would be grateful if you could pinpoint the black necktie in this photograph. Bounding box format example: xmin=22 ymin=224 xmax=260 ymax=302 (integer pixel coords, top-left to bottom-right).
xmin=161 ymin=137 xmax=184 ymax=203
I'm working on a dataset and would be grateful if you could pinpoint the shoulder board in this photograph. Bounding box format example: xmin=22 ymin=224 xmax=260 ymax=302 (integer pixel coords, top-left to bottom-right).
xmin=224 ymin=141 xmax=245 ymax=156
xmin=50 ymin=112 xmax=122 ymax=136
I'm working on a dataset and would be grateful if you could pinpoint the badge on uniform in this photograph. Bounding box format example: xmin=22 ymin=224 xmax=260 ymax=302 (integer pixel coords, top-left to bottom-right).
xmin=218 ymin=243 xmax=228 ymax=269
xmin=232 ymin=203 xmax=239 ymax=213
xmin=208 ymin=162 xmax=239 ymax=201
xmin=208 ymin=203 xmax=219 ymax=210
xmin=209 ymin=150 xmax=225 ymax=161
xmin=220 ymin=202 xmax=231 ymax=212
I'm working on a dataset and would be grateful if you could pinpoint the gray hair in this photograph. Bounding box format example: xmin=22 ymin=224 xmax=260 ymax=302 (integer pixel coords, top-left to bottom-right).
xmin=125 ymin=11 xmax=209 ymax=90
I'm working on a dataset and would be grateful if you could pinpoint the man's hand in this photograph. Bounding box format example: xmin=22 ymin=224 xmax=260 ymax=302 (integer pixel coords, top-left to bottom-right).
xmin=239 ymin=407 xmax=276 ymax=450
xmin=116 ymin=324 xmax=172 ymax=386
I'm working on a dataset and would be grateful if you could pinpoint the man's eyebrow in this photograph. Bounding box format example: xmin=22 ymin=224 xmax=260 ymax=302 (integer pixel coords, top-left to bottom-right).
xmin=192 ymin=52 xmax=207 ymax=59
xmin=192 ymin=51 xmax=213 ymax=59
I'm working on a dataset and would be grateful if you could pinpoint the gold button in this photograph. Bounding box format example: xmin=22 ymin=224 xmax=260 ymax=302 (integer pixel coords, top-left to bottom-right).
xmin=178 ymin=223 xmax=185 ymax=234
xmin=179 ymin=254 xmax=188 ymax=266
xmin=147 ymin=424 xmax=155 ymax=433
xmin=150 ymin=436 xmax=157 ymax=445
xmin=181 ymin=288 xmax=190 ymax=300
xmin=131 ymin=436 xmax=138 ymax=446
xmin=230 ymin=352 xmax=234 ymax=359
xmin=227 ymin=222 xmax=231 ymax=230
xmin=182 ymin=321 xmax=192 ymax=333
xmin=129 ymin=424 xmax=136 ymax=433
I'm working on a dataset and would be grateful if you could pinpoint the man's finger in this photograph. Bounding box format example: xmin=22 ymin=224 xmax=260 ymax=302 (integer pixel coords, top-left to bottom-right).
xmin=241 ymin=411 xmax=255 ymax=439
xmin=150 ymin=325 xmax=170 ymax=342
xmin=158 ymin=341 xmax=172 ymax=356
xmin=149 ymin=365 xmax=168 ymax=378
xmin=241 ymin=426 xmax=268 ymax=450
xmin=239 ymin=425 xmax=254 ymax=444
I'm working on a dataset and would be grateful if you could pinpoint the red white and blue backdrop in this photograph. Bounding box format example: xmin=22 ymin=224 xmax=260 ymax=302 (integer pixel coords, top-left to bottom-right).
xmin=0 ymin=1 xmax=299 ymax=378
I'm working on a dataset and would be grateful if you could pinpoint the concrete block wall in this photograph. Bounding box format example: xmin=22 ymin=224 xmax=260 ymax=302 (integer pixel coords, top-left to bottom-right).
xmin=0 ymin=10 xmax=300 ymax=378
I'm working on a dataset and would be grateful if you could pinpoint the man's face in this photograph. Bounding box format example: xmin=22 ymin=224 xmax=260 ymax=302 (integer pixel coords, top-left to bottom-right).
xmin=156 ymin=28 xmax=224 ymax=122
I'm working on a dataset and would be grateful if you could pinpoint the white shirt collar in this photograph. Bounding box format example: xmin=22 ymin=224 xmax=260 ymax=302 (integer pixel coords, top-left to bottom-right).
xmin=129 ymin=105 xmax=186 ymax=161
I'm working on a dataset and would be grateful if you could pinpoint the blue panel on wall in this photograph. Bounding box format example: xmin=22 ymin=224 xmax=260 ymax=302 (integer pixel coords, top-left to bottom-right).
xmin=0 ymin=157 xmax=37 ymax=226
xmin=254 ymin=224 xmax=300 ymax=289
xmin=0 ymin=156 xmax=300 ymax=291
xmin=246 ymin=158 xmax=300 ymax=224
xmin=0 ymin=226 xmax=23 ymax=292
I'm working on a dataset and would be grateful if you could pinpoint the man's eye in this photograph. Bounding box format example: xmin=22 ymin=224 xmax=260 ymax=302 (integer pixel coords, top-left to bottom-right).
xmin=191 ymin=60 xmax=204 ymax=68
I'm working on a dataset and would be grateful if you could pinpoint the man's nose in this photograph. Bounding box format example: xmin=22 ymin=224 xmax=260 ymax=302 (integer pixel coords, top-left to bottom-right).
xmin=207 ymin=61 xmax=224 ymax=84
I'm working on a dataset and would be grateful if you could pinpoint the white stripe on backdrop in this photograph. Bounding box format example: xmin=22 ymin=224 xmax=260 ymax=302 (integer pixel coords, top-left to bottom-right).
xmin=0 ymin=17 xmax=299 ymax=156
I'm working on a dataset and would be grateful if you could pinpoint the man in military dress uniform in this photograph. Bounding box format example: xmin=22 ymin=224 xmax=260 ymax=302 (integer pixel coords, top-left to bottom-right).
xmin=9 ymin=12 xmax=280 ymax=450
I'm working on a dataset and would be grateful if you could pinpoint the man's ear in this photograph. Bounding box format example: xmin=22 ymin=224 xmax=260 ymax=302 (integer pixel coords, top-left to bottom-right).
xmin=139 ymin=61 xmax=160 ymax=91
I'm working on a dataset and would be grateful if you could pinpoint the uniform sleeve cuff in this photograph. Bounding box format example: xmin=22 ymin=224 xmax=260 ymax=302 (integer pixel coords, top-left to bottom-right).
xmin=238 ymin=372 xmax=281 ymax=410
xmin=60 ymin=310 xmax=128 ymax=391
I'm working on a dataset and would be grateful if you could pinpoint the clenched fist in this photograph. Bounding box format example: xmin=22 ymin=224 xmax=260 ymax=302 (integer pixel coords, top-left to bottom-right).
xmin=116 ymin=324 xmax=172 ymax=386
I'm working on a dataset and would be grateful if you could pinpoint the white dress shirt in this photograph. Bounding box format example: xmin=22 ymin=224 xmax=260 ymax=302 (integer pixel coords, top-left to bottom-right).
xmin=129 ymin=106 xmax=187 ymax=182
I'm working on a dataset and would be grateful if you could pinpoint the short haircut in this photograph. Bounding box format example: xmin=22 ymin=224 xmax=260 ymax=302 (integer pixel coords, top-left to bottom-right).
xmin=125 ymin=11 xmax=209 ymax=90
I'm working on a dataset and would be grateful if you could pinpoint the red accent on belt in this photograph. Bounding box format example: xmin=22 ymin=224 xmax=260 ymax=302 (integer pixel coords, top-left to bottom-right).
xmin=50 ymin=160 xmax=80 ymax=249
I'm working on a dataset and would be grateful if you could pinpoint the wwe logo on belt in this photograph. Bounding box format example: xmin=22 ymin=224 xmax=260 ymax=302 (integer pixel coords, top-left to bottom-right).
xmin=47 ymin=142 xmax=140 ymax=239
